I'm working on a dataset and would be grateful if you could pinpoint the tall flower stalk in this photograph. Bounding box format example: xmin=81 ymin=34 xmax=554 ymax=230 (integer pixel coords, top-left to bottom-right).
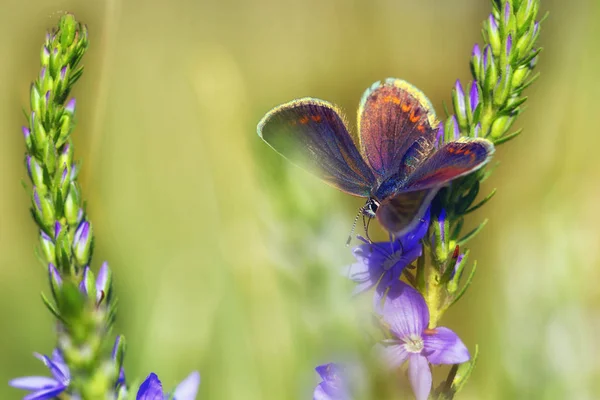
xmin=18 ymin=14 xmax=123 ymax=399
xmin=10 ymin=14 xmax=201 ymax=400
xmin=418 ymin=0 xmax=543 ymax=396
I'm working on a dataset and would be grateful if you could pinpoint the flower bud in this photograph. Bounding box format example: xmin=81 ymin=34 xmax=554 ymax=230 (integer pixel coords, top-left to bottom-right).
xmin=73 ymin=220 xmax=93 ymax=266
xmin=452 ymin=80 xmax=467 ymax=130
xmin=59 ymin=14 xmax=77 ymax=48
xmin=487 ymin=15 xmax=501 ymax=56
xmin=443 ymin=115 xmax=460 ymax=142
xmin=493 ymin=66 xmax=513 ymax=107
xmin=432 ymin=209 xmax=449 ymax=263
xmin=447 ymin=250 xmax=470 ymax=293
xmin=22 ymin=126 xmax=32 ymax=150
xmin=515 ymin=23 xmax=538 ymax=61
xmin=65 ymin=98 xmax=76 ymax=115
xmin=112 ymin=335 xmax=127 ymax=390
xmin=490 ymin=115 xmax=514 ymax=139
xmin=32 ymin=187 xmax=55 ymax=232
xmin=516 ymin=0 xmax=535 ymax=32
xmin=467 ymin=81 xmax=480 ymax=125
xmin=501 ymin=1 xmax=514 ymax=34
xmin=57 ymin=114 xmax=73 ymax=148
xmin=30 ymin=84 xmax=42 ymax=116
xmin=96 ymin=262 xmax=112 ymax=305
xmin=79 ymin=266 xmax=97 ymax=301
xmin=41 ymin=46 xmax=50 ymax=66
xmin=471 ymin=44 xmax=482 ymax=80
xmin=64 ymin=182 xmax=82 ymax=225
xmin=483 ymin=48 xmax=498 ymax=98
xmin=43 ymin=140 xmax=58 ymax=176
xmin=40 ymin=230 xmax=56 ymax=265
xmin=32 ymin=116 xmax=48 ymax=151
xmin=48 ymin=263 xmax=62 ymax=300
xmin=26 ymin=155 xmax=45 ymax=188
xmin=49 ymin=48 xmax=60 ymax=79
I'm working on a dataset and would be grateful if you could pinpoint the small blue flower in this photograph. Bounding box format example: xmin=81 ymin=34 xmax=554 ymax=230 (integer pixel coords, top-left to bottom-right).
xmin=313 ymin=363 xmax=351 ymax=400
xmin=136 ymin=371 xmax=200 ymax=400
xmin=10 ymin=337 xmax=126 ymax=400
xmin=9 ymin=350 xmax=69 ymax=400
xmin=345 ymin=208 xmax=430 ymax=307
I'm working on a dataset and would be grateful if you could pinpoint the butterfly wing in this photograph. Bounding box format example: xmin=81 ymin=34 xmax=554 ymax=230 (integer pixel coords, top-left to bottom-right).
xmin=376 ymin=189 xmax=438 ymax=236
xmin=402 ymin=138 xmax=494 ymax=191
xmin=376 ymin=139 xmax=494 ymax=235
xmin=258 ymin=98 xmax=375 ymax=197
xmin=358 ymin=78 xmax=438 ymax=179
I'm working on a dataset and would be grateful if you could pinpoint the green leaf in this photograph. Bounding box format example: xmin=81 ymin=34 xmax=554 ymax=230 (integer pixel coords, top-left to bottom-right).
xmin=457 ymin=219 xmax=488 ymax=246
xmin=449 ymin=261 xmax=477 ymax=307
xmin=41 ymin=291 xmax=64 ymax=322
xmin=494 ymin=128 xmax=523 ymax=145
xmin=463 ymin=188 xmax=497 ymax=214
xmin=451 ymin=345 xmax=480 ymax=394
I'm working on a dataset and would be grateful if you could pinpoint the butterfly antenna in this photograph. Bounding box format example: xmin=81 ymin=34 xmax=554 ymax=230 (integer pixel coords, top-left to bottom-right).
xmin=346 ymin=207 xmax=364 ymax=246
xmin=363 ymin=214 xmax=373 ymax=243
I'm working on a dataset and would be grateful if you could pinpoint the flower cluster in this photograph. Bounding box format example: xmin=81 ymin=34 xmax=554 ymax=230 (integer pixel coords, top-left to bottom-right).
xmin=9 ymin=345 xmax=200 ymax=400
xmin=313 ymin=0 xmax=543 ymax=399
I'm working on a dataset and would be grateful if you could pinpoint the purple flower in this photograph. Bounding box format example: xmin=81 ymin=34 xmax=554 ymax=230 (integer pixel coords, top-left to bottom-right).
xmin=136 ymin=371 xmax=200 ymax=400
xmin=377 ymin=283 xmax=470 ymax=400
xmin=346 ymin=208 xmax=429 ymax=305
xmin=313 ymin=364 xmax=351 ymax=400
xmin=9 ymin=350 xmax=69 ymax=399
xmin=10 ymin=340 xmax=127 ymax=399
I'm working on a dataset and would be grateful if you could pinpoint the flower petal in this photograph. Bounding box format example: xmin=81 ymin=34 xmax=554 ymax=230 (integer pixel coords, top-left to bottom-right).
xmin=400 ymin=207 xmax=430 ymax=250
xmin=34 ymin=353 xmax=68 ymax=385
xmin=381 ymin=282 xmax=429 ymax=338
xmin=136 ymin=373 xmax=163 ymax=400
xmin=423 ymin=327 xmax=470 ymax=365
xmin=172 ymin=371 xmax=201 ymax=400
xmin=375 ymin=343 xmax=409 ymax=370
xmin=50 ymin=350 xmax=69 ymax=381
xmin=315 ymin=363 xmax=341 ymax=381
xmin=408 ymin=354 xmax=432 ymax=400
xmin=9 ymin=376 xmax=58 ymax=390
xmin=22 ymin=385 xmax=66 ymax=400
xmin=313 ymin=382 xmax=334 ymax=400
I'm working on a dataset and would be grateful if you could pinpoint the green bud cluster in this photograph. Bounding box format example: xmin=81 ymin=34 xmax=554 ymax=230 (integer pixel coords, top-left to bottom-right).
xmin=422 ymin=1 xmax=544 ymax=398
xmin=21 ymin=14 xmax=125 ymax=399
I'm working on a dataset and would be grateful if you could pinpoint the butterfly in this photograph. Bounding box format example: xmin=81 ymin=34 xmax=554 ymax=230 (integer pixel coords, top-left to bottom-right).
xmin=257 ymin=78 xmax=494 ymax=237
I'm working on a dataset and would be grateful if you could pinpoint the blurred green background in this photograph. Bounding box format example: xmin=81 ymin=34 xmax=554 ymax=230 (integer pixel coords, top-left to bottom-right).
xmin=1 ymin=0 xmax=598 ymax=398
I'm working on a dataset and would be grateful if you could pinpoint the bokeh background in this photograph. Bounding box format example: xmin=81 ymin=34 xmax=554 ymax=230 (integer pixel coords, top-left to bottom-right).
xmin=0 ymin=0 xmax=598 ymax=398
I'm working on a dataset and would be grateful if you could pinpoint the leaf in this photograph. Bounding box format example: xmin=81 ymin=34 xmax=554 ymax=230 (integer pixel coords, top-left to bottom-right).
xmin=463 ymin=188 xmax=497 ymax=214
xmin=449 ymin=260 xmax=477 ymax=307
xmin=458 ymin=219 xmax=488 ymax=246
xmin=494 ymin=128 xmax=523 ymax=145
xmin=41 ymin=291 xmax=64 ymax=322
xmin=520 ymin=71 xmax=541 ymax=91
xmin=451 ymin=345 xmax=480 ymax=394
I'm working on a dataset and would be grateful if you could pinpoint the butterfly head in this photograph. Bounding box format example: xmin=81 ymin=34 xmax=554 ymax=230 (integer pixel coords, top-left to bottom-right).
xmin=362 ymin=198 xmax=380 ymax=218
